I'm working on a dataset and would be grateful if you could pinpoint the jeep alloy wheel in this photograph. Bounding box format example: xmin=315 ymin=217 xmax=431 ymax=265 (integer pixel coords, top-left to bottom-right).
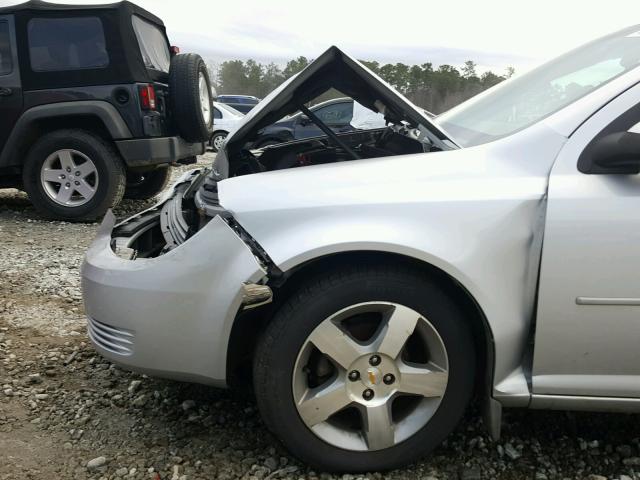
xmin=40 ymin=149 xmax=98 ymax=207
xmin=23 ymin=129 xmax=126 ymax=221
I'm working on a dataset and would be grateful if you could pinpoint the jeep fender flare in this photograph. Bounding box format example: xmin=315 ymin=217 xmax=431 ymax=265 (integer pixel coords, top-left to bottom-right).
xmin=0 ymin=101 xmax=132 ymax=168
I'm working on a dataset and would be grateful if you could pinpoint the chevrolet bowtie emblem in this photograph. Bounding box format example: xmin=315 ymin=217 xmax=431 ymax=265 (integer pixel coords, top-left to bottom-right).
xmin=366 ymin=367 xmax=381 ymax=385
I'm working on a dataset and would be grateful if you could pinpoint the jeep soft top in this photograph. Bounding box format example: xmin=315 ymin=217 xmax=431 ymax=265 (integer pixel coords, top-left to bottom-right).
xmin=0 ymin=0 xmax=169 ymax=88
xmin=0 ymin=1 xmax=213 ymax=220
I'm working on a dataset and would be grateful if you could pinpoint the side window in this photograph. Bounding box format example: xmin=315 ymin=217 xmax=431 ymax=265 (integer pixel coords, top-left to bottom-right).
xmin=28 ymin=17 xmax=108 ymax=72
xmin=132 ymin=15 xmax=170 ymax=73
xmin=0 ymin=21 xmax=12 ymax=76
xmin=214 ymin=107 xmax=222 ymax=119
xmin=314 ymin=102 xmax=354 ymax=125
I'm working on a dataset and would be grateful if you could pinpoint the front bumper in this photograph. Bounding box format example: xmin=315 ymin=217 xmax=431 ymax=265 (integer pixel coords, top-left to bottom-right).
xmin=81 ymin=201 xmax=265 ymax=386
xmin=115 ymin=136 xmax=205 ymax=168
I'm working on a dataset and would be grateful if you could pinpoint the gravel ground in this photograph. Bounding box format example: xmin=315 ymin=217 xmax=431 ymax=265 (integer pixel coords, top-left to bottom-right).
xmin=2 ymin=152 xmax=640 ymax=480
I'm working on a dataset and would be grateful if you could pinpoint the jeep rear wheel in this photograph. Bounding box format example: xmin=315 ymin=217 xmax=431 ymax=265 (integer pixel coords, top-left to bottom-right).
xmin=22 ymin=129 xmax=126 ymax=221
xmin=169 ymin=53 xmax=213 ymax=142
xmin=124 ymin=166 xmax=171 ymax=200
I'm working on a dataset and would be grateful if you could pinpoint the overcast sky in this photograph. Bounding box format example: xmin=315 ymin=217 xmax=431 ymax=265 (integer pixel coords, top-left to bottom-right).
xmin=4 ymin=0 xmax=640 ymax=74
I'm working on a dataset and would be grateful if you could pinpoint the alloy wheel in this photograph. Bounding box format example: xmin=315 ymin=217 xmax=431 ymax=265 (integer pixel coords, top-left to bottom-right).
xmin=212 ymin=133 xmax=226 ymax=150
xmin=40 ymin=149 xmax=99 ymax=207
xmin=292 ymin=302 xmax=449 ymax=451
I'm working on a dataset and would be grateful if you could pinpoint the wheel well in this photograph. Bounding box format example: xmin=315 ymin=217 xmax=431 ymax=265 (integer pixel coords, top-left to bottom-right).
xmin=10 ymin=116 xmax=113 ymax=169
xmin=226 ymin=251 xmax=494 ymax=401
xmin=212 ymin=130 xmax=229 ymax=136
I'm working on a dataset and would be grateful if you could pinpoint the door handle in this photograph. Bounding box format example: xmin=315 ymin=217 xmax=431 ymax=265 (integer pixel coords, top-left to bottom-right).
xmin=0 ymin=87 xmax=13 ymax=97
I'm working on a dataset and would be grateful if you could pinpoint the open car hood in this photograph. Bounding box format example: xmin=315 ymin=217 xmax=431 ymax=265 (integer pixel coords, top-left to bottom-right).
xmin=223 ymin=46 xmax=455 ymax=156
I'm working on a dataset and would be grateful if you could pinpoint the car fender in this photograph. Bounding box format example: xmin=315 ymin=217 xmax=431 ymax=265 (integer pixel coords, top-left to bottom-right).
xmin=220 ymin=123 xmax=567 ymax=400
xmin=0 ymin=100 xmax=132 ymax=167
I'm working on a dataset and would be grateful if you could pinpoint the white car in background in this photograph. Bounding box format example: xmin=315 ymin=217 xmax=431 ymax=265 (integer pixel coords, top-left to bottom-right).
xmin=209 ymin=102 xmax=244 ymax=152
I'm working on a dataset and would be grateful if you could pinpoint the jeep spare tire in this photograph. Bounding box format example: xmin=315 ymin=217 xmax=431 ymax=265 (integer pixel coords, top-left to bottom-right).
xmin=169 ymin=53 xmax=213 ymax=143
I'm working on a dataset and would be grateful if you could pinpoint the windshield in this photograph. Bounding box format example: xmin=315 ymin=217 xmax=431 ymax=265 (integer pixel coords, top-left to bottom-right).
xmin=437 ymin=26 xmax=640 ymax=147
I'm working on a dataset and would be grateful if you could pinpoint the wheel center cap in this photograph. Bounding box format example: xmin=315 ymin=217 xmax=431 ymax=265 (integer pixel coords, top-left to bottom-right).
xmin=365 ymin=366 xmax=381 ymax=386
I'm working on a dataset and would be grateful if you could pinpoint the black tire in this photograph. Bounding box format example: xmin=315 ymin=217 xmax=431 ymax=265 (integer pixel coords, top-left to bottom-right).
xmin=169 ymin=53 xmax=213 ymax=142
xmin=209 ymin=131 xmax=228 ymax=153
xmin=124 ymin=167 xmax=171 ymax=200
xmin=254 ymin=264 xmax=476 ymax=472
xmin=22 ymin=129 xmax=126 ymax=221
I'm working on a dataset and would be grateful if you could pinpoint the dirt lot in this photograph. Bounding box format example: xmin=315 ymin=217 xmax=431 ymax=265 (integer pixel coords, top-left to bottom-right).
xmin=1 ymin=152 xmax=640 ymax=480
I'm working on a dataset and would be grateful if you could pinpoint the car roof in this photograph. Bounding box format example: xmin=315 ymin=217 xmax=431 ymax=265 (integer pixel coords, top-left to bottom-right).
xmin=0 ymin=0 xmax=164 ymax=26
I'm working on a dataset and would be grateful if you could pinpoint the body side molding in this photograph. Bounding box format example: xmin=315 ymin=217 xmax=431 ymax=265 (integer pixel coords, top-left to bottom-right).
xmin=576 ymin=297 xmax=640 ymax=306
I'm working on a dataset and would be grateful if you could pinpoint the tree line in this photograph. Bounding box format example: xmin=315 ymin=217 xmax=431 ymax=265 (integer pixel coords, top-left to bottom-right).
xmin=209 ymin=56 xmax=514 ymax=114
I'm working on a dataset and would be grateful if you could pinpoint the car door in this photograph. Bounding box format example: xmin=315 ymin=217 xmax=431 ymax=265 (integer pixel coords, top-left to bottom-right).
xmin=294 ymin=100 xmax=354 ymax=139
xmin=0 ymin=15 xmax=23 ymax=151
xmin=533 ymin=82 xmax=640 ymax=399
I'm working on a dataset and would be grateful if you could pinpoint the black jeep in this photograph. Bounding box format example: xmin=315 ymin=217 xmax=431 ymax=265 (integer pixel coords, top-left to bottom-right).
xmin=0 ymin=1 xmax=213 ymax=220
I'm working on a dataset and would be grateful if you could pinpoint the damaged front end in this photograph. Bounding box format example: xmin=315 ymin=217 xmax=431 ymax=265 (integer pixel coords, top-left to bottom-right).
xmin=82 ymin=45 xmax=457 ymax=386
xmin=107 ymin=168 xmax=276 ymax=309
xmin=109 ymin=169 xmax=209 ymax=260
xmin=81 ymin=169 xmax=273 ymax=385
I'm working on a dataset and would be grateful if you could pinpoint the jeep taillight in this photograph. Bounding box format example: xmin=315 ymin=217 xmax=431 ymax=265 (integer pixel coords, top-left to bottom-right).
xmin=138 ymin=84 xmax=157 ymax=110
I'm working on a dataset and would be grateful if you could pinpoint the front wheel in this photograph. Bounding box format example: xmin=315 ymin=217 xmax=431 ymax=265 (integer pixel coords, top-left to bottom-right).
xmin=22 ymin=129 xmax=126 ymax=221
xmin=253 ymin=264 xmax=476 ymax=472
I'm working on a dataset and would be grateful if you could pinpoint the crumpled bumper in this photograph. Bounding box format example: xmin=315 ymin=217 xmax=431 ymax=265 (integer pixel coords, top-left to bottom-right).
xmin=81 ymin=207 xmax=266 ymax=387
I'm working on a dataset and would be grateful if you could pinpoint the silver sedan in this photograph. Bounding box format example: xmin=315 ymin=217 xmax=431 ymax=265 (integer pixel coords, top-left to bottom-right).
xmin=82 ymin=26 xmax=640 ymax=472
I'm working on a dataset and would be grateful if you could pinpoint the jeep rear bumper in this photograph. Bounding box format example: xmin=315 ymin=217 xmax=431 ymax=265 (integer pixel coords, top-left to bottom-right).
xmin=116 ymin=137 xmax=205 ymax=167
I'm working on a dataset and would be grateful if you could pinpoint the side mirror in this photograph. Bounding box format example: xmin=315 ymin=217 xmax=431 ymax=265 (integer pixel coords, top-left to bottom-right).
xmin=299 ymin=115 xmax=311 ymax=126
xmin=579 ymin=123 xmax=640 ymax=174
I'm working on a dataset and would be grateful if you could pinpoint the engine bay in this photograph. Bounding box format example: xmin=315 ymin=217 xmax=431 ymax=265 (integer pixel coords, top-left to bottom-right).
xmin=228 ymin=125 xmax=437 ymax=176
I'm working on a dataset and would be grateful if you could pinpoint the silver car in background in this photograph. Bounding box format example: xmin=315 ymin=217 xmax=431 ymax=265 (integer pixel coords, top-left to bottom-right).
xmin=82 ymin=26 xmax=640 ymax=472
